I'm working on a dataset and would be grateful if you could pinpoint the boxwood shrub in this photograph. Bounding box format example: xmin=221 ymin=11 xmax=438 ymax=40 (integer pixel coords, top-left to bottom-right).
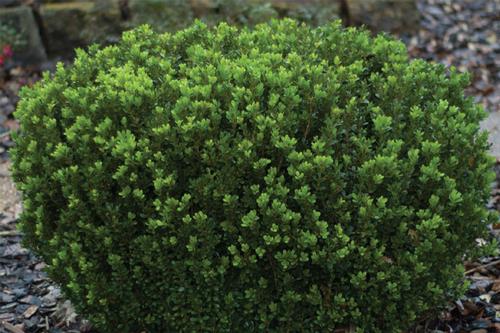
xmin=12 ymin=20 xmax=496 ymax=332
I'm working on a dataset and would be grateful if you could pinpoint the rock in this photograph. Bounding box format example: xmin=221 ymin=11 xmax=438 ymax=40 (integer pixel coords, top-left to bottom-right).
xmin=81 ymin=0 xmax=124 ymax=45
xmin=40 ymin=2 xmax=94 ymax=56
xmin=0 ymin=6 xmax=47 ymax=64
xmin=346 ymin=0 xmax=420 ymax=34
xmin=41 ymin=0 xmax=122 ymax=56
xmin=188 ymin=0 xmax=342 ymax=28
xmin=129 ymin=0 xmax=194 ymax=33
xmin=283 ymin=0 xmax=341 ymax=26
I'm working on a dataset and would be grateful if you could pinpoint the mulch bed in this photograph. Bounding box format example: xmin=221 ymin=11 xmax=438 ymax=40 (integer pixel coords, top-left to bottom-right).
xmin=406 ymin=0 xmax=499 ymax=114
xmin=0 ymin=212 xmax=93 ymax=333
xmin=1 ymin=0 xmax=499 ymax=332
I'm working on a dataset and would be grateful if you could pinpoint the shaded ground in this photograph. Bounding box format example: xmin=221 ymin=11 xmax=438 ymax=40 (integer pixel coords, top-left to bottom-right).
xmin=406 ymin=0 xmax=500 ymax=158
xmin=0 ymin=0 xmax=499 ymax=332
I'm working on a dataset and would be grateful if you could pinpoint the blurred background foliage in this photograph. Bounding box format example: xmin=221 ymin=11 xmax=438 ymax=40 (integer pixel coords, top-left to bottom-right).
xmin=0 ymin=0 xmax=418 ymax=61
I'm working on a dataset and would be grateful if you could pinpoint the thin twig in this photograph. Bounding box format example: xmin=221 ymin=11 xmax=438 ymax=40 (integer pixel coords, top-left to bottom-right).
xmin=465 ymin=259 xmax=500 ymax=275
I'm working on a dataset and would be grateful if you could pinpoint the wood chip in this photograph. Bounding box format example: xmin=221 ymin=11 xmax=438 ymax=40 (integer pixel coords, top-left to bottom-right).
xmin=23 ymin=305 xmax=38 ymax=319
xmin=1 ymin=320 xmax=25 ymax=333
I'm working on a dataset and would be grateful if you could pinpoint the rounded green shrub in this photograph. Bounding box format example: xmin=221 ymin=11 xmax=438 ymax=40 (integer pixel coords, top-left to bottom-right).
xmin=12 ymin=20 xmax=496 ymax=332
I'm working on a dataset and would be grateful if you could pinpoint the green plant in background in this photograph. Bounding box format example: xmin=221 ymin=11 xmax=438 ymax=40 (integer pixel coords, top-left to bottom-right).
xmin=12 ymin=19 xmax=497 ymax=332
xmin=0 ymin=22 xmax=27 ymax=66
xmin=0 ymin=22 xmax=26 ymax=50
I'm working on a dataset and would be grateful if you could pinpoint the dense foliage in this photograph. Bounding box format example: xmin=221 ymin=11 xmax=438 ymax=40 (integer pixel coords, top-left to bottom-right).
xmin=12 ymin=20 xmax=496 ymax=332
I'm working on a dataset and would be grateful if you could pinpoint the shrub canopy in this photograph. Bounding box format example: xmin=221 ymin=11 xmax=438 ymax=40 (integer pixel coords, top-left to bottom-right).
xmin=12 ymin=20 xmax=496 ymax=332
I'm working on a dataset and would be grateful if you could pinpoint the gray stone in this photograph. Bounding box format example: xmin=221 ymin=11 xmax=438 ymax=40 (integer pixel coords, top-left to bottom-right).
xmin=40 ymin=1 xmax=122 ymax=56
xmin=0 ymin=6 xmax=47 ymax=64
xmin=40 ymin=2 xmax=94 ymax=55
